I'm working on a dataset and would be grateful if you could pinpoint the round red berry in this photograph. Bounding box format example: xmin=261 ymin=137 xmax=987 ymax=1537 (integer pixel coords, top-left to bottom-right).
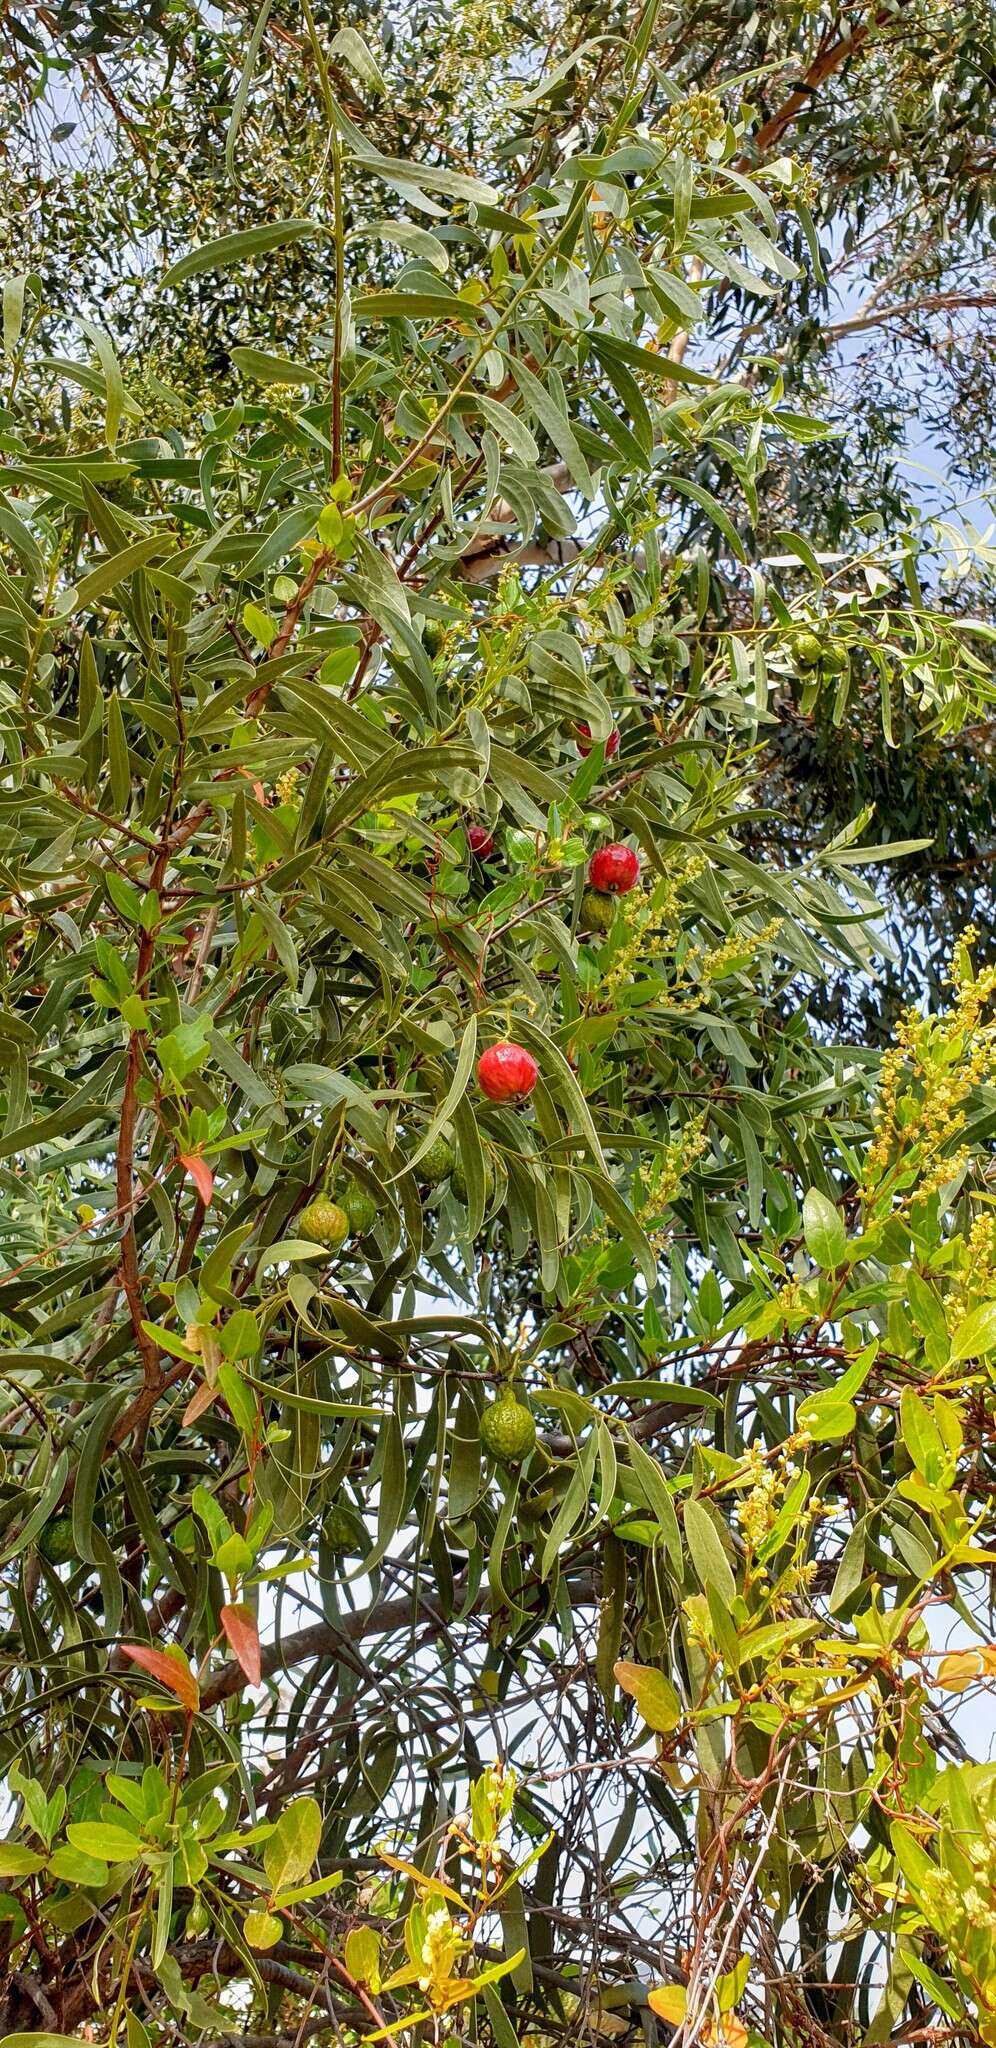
xmin=477 ymin=1042 xmax=538 ymax=1103
xmin=467 ymin=825 xmax=495 ymax=859
xmin=576 ymin=722 xmax=620 ymax=759
xmin=588 ymin=843 xmax=640 ymax=895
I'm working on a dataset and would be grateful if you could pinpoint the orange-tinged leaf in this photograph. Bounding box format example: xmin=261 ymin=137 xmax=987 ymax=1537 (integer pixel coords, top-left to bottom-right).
xmin=221 ymin=1601 xmax=261 ymax=1687
xmin=180 ymin=1153 xmax=214 ymax=1205
xmin=704 ymin=2019 xmax=749 ymax=2048
xmin=648 ymin=1986 xmax=686 ymax=2025
xmin=122 ymin=1642 xmax=200 ymax=1712
xmin=182 ymin=1381 xmax=218 ymax=1426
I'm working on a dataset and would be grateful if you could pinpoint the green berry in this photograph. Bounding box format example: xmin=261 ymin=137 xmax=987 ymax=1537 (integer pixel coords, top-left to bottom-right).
xmin=340 ymin=1180 xmax=377 ymax=1235
xmin=479 ymin=1394 xmax=536 ymax=1465
xmin=580 ymin=887 xmax=616 ymax=934
xmin=418 ymin=1133 xmax=455 ymax=1184
xmin=821 ymin=645 xmax=849 ymax=676
xmin=298 ymin=1197 xmax=350 ymax=1247
xmin=450 ymin=1158 xmax=493 ymax=1205
xmin=324 ymin=1506 xmax=360 ymax=1554
xmin=38 ymin=1514 xmax=75 ymax=1565
xmin=789 ymin=629 xmax=822 ymax=668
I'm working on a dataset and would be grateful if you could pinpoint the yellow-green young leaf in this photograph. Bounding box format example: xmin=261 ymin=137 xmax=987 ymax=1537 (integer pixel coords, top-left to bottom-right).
xmin=797 ymin=1392 xmax=856 ymax=1442
xmin=613 ymin=1660 xmax=681 ymax=1733
xmin=243 ymin=602 xmax=277 ymax=649
xmin=244 ymin=1909 xmax=283 ymax=1950
xmin=67 ymin=1821 xmax=143 ymax=1862
xmin=48 ymin=1844 xmax=108 ymax=1885
xmin=0 ymin=1845 xmax=45 ymax=1876
xmin=949 ymin=1299 xmax=996 ymax=1363
xmin=717 ymin=1955 xmax=750 ymax=2011
xmin=344 ymin=1924 xmax=381 ymax=1989
xmin=263 ymin=1796 xmax=322 ymax=1893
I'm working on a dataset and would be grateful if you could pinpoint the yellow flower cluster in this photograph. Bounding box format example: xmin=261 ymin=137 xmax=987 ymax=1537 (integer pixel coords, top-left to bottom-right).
xmin=862 ymin=944 xmax=996 ymax=1206
xmin=656 ymin=91 xmax=726 ymax=158
xmin=596 ymin=858 xmax=704 ymax=1004
xmin=635 ymin=1118 xmax=709 ymax=1251
xmin=696 ymin=915 xmax=782 ymax=987
xmin=736 ymin=1448 xmax=780 ymax=1549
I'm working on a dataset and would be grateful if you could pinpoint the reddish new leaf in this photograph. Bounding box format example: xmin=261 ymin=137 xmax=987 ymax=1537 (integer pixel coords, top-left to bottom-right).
xmin=182 ymin=1380 xmax=218 ymax=1427
xmin=221 ymin=1602 xmax=262 ymax=1688
xmin=180 ymin=1153 xmax=215 ymax=1205
xmin=122 ymin=1643 xmax=200 ymax=1712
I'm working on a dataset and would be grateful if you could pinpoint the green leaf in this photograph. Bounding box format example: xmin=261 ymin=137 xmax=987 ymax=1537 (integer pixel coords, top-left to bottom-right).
xmin=162 ymin=220 xmax=322 ymax=288
xmin=683 ymin=1498 xmax=736 ymax=1604
xmin=330 ymin=25 xmax=387 ymax=93
xmin=347 ymin=220 xmax=448 ymax=273
xmin=76 ymin=537 xmax=164 ymax=610
xmin=0 ymin=1846 xmax=45 ymax=1877
xmin=80 ymin=318 xmax=125 ymax=449
xmin=949 ymin=1300 xmax=996 ymax=1363
xmin=263 ymin=1797 xmax=322 ymax=1893
xmin=244 ymin=1908 xmax=283 ymax=1950
xmin=3 ymin=275 xmax=28 ymax=358
xmin=48 ymin=1844 xmax=109 ymax=1885
xmin=66 ymin=1822 xmax=143 ymax=1863
xmin=802 ymin=1187 xmax=847 ymax=1270
xmin=230 ymin=346 xmax=322 ymax=386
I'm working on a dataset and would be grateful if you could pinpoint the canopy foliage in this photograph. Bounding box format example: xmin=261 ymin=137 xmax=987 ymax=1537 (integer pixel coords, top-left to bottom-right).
xmin=1 ymin=5 xmax=996 ymax=2048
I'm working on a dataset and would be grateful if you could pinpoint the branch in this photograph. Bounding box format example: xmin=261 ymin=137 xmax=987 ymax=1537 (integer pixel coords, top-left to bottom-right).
xmin=825 ymin=289 xmax=996 ymax=341
xmin=200 ymin=1573 xmax=597 ymax=1707
xmin=747 ymin=13 xmax=879 ymax=158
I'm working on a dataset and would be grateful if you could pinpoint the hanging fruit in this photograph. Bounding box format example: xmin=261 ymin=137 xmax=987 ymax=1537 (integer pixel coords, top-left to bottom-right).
xmin=418 ymin=1133 xmax=456 ymax=1183
xmin=479 ymin=1391 xmax=537 ymax=1464
xmin=477 ymin=1043 xmax=539 ymax=1102
xmin=580 ymin=886 xmax=617 ymax=932
xmin=588 ymin=844 xmax=640 ymax=895
xmin=339 ymin=1180 xmax=377 ymax=1235
xmin=576 ymin=722 xmax=619 ymax=759
xmin=467 ymin=825 xmax=495 ymax=858
xmin=298 ymin=1197 xmax=350 ymax=1247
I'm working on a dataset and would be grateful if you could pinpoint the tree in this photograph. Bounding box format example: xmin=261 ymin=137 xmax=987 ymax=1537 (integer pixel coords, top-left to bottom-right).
xmin=1 ymin=4 xmax=996 ymax=2047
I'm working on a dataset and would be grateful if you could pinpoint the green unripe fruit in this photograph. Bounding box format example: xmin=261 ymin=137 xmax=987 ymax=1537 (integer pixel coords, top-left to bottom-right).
xmin=418 ymin=1133 xmax=455 ymax=1184
xmin=789 ymin=629 xmax=822 ymax=668
xmin=821 ymin=645 xmax=849 ymax=676
xmin=185 ymin=1897 xmax=210 ymax=1937
xmin=38 ymin=1514 xmax=75 ymax=1565
xmin=479 ymin=1393 xmax=536 ymax=1466
xmin=422 ymin=622 xmax=444 ymax=657
xmin=298 ymin=1197 xmax=350 ymax=1247
xmin=324 ymin=1506 xmax=360 ymax=1554
xmin=580 ymin=887 xmax=616 ymax=934
xmin=340 ymin=1180 xmax=377 ymax=1234
xmin=450 ymin=1159 xmax=493 ymax=1205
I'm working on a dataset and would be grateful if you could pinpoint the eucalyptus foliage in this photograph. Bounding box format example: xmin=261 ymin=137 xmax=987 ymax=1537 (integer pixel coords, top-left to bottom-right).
xmin=1 ymin=5 xmax=996 ymax=2048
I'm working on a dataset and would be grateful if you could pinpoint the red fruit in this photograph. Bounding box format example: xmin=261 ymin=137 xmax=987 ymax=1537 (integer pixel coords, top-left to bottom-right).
xmin=467 ymin=825 xmax=495 ymax=859
xmin=576 ymin=722 xmax=620 ymax=759
xmin=478 ymin=1042 xmax=538 ymax=1104
xmin=588 ymin=843 xmax=640 ymax=895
